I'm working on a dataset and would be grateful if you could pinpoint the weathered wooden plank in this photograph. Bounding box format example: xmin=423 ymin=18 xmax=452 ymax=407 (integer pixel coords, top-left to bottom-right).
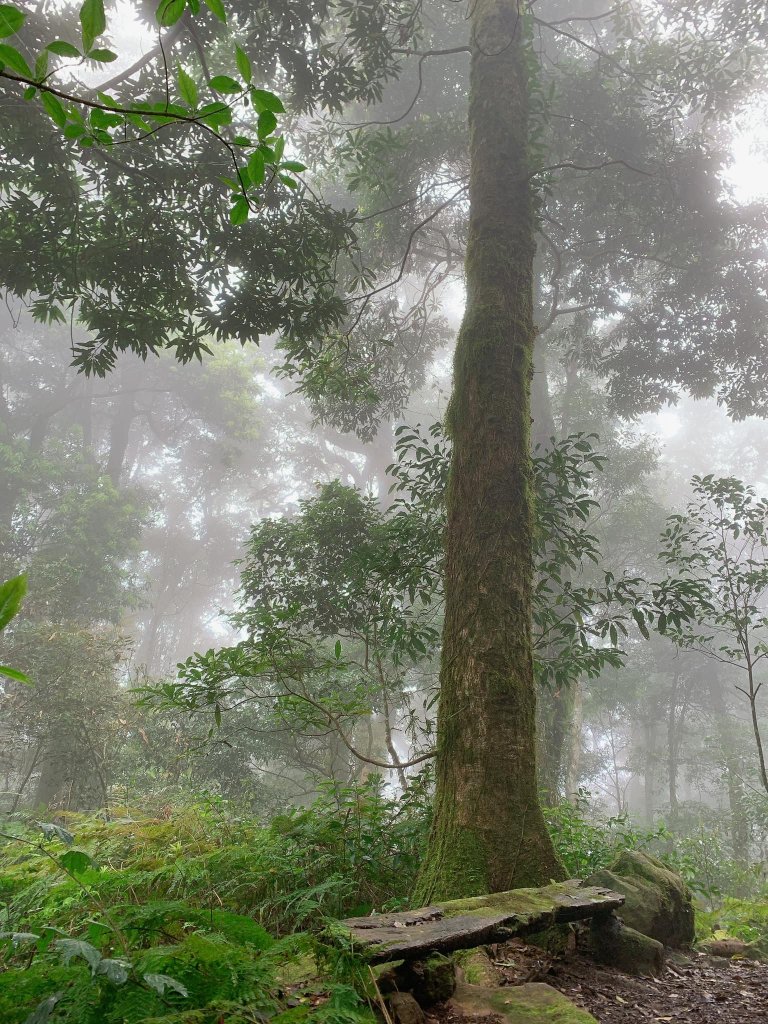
xmin=333 ymin=881 xmax=624 ymax=962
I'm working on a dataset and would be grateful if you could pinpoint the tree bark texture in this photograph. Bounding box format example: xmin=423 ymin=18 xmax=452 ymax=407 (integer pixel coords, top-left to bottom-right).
xmin=414 ymin=0 xmax=563 ymax=903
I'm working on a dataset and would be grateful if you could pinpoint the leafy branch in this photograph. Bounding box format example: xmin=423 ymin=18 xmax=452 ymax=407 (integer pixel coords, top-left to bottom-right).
xmin=0 ymin=0 xmax=305 ymax=222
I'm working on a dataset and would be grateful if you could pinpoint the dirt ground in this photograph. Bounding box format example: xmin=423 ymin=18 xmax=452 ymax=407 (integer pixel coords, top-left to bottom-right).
xmin=428 ymin=938 xmax=768 ymax=1024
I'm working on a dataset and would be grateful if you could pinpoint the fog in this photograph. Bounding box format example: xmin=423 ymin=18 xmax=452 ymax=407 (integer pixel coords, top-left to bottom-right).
xmin=2 ymin=0 xmax=768 ymax=898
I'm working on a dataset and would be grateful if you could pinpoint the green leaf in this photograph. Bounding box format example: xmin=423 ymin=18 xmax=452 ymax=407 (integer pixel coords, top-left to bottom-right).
xmin=126 ymin=112 xmax=150 ymax=131
xmin=54 ymin=938 xmax=102 ymax=971
xmin=202 ymin=0 xmax=226 ymax=22
xmin=46 ymin=40 xmax=81 ymax=57
xmin=22 ymin=994 xmax=62 ymax=1024
xmin=228 ymin=196 xmax=249 ymax=225
xmin=229 ymin=196 xmax=249 ymax=225
xmin=34 ymin=49 xmax=48 ymax=79
xmin=143 ymin=973 xmax=189 ymax=998
xmin=257 ymin=109 xmax=277 ymax=139
xmin=273 ymin=135 xmax=285 ymax=161
xmin=0 ymin=931 xmax=40 ymax=946
xmin=0 ymin=42 xmax=32 ymax=76
xmin=60 ymin=848 xmax=93 ymax=874
xmin=280 ymin=160 xmax=306 ymax=173
xmin=247 ymin=149 xmax=265 ymax=186
xmin=198 ymin=101 xmax=231 ymax=128
xmin=41 ymin=91 xmax=68 ymax=127
xmin=177 ymin=65 xmax=198 ymax=106
xmin=278 ymin=173 xmax=297 ymax=188
xmin=209 ymin=74 xmax=240 ymax=94
xmin=235 ymin=44 xmax=251 ymax=83
xmin=63 ymin=122 xmax=86 ymax=138
xmin=157 ymin=0 xmax=185 ymax=27
xmin=37 ymin=821 xmax=74 ymax=846
xmin=334 ymin=639 xmax=342 ymax=659
xmin=88 ymin=47 xmax=117 ymax=62
xmin=90 ymin=107 xmax=122 ymax=129
xmin=250 ymin=87 xmax=284 ymax=113
xmin=0 ymin=665 xmax=30 ymax=683
xmin=631 ymin=607 xmax=650 ymax=640
xmin=0 ymin=574 xmax=26 ymax=631
xmin=95 ymin=958 xmax=130 ymax=985
xmin=0 ymin=4 xmax=24 ymax=37
xmin=90 ymin=126 xmax=113 ymax=144
xmin=23 ymin=84 xmax=36 ymax=99
xmin=79 ymin=0 xmax=105 ymax=51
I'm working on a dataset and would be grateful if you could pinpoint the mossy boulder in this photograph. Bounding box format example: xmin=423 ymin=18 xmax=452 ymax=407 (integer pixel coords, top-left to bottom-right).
xmin=525 ymin=924 xmax=576 ymax=956
xmin=450 ymin=981 xmax=598 ymax=1023
xmin=589 ymin=914 xmax=665 ymax=976
xmin=455 ymin=948 xmax=502 ymax=987
xmin=387 ymin=992 xmax=427 ymax=1024
xmin=401 ymin=953 xmax=457 ymax=1006
xmin=587 ymin=850 xmax=694 ymax=948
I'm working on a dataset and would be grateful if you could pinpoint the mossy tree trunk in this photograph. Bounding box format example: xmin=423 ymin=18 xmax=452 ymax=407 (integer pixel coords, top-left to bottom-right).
xmin=413 ymin=0 xmax=563 ymax=903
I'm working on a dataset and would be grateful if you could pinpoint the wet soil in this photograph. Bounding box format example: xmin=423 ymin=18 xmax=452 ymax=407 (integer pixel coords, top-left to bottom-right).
xmin=427 ymin=938 xmax=768 ymax=1023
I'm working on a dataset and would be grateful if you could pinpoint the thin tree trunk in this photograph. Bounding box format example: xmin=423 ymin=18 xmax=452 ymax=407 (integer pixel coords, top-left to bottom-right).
xmin=106 ymin=390 xmax=135 ymax=487
xmin=746 ymin=659 xmax=768 ymax=794
xmin=707 ymin=671 xmax=750 ymax=865
xmin=10 ymin=743 xmax=41 ymax=812
xmin=643 ymin=719 xmax=656 ymax=823
xmin=369 ymin=420 xmax=395 ymax=510
xmin=414 ymin=0 xmax=563 ymax=902
xmin=667 ymin=668 xmax=681 ymax=827
xmin=564 ymin=680 xmax=583 ymax=802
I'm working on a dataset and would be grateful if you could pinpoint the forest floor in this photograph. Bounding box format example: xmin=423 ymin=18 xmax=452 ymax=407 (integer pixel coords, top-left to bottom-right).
xmin=428 ymin=939 xmax=768 ymax=1023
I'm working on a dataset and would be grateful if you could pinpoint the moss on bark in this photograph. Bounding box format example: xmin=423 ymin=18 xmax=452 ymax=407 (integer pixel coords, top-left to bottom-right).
xmin=413 ymin=0 xmax=563 ymax=904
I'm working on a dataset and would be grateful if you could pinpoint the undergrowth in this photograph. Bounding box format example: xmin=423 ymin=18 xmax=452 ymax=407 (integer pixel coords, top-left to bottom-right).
xmin=2 ymin=775 xmax=762 ymax=1022
xmin=0 ymin=777 xmax=429 ymax=1024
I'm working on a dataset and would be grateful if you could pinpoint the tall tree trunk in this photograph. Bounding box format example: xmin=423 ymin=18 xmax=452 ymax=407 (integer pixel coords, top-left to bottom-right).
xmin=533 ymin=347 xmax=581 ymax=801
xmin=563 ymin=681 xmax=583 ymax=802
xmin=106 ymin=390 xmax=135 ymax=487
xmin=707 ymin=669 xmax=749 ymax=866
xmin=414 ymin=0 xmax=563 ymax=903
xmin=666 ymin=667 xmax=683 ymax=828
xmin=369 ymin=419 xmax=395 ymax=510
xmin=643 ymin=718 xmax=657 ymax=823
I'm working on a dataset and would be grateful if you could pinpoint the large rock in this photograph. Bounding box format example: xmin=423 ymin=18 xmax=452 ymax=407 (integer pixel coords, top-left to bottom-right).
xmin=455 ymin=948 xmax=503 ymax=987
xmin=589 ymin=913 xmax=665 ymax=976
xmin=401 ymin=953 xmax=457 ymax=1006
xmin=587 ymin=850 xmax=694 ymax=948
xmin=334 ymin=881 xmax=624 ymax=962
xmin=451 ymin=981 xmax=598 ymax=1023
xmin=387 ymin=992 xmax=426 ymax=1024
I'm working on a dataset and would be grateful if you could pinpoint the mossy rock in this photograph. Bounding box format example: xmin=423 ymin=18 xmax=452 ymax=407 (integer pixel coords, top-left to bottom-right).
xmin=451 ymin=981 xmax=597 ymax=1023
xmin=587 ymin=850 xmax=694 ymax=947
xmin=589 ymin=914 xmax=664 ymax=976
xmin=455 ymin=948 xmax=502 ymax=987
xmin=400 ymin=953 xmax=457 ymax=1006
xmin=387 ymin=991 xmax=427 ymax=1024
xmin=525 ymin=924 xmax=576 ymax=956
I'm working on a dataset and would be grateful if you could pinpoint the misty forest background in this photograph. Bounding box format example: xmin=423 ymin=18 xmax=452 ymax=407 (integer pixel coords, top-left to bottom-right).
xmin=2 ymin=0 xmax=768 ymax=1020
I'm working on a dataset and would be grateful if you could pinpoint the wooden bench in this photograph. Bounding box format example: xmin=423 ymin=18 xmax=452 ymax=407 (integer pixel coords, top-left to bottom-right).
xmin=332 ymin=880 xmax=625 ymax=963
